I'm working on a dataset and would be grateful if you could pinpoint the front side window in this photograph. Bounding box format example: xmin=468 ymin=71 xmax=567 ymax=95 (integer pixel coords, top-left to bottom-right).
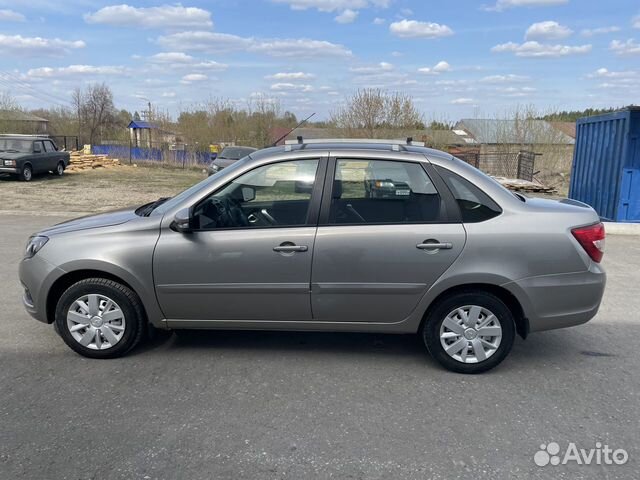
xmin=193 ymin=159 xmax=319 ymax=230
xmin=435 ymin=165 xmax=502 ymax=223
xmin=329 ymin=159 xmax=443 ymax=224
xmin=33 ymin=141 xmax=43 ymax=153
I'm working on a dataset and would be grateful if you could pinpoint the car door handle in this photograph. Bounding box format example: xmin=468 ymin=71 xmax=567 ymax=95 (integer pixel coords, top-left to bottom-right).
xmin=417 ymin=242 xmax=453 ymax=250
xmin=273 ymin=244 xmax=308 ymax=253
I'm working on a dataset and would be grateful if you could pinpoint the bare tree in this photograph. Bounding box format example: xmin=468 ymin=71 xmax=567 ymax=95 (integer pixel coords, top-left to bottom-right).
xmin=330 ymin=89 xmax=423 ymax=138
xmin=73 ymin=83 xmax=117 ymax=145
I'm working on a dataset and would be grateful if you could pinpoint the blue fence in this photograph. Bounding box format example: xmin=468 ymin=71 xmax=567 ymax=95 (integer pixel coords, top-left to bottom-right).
xmin=91 ymin=145 xmax=211 ymax=166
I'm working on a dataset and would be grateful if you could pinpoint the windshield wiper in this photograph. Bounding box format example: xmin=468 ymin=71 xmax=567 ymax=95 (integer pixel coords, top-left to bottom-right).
xmin=135 ymin=197 xmax=170 ymax=217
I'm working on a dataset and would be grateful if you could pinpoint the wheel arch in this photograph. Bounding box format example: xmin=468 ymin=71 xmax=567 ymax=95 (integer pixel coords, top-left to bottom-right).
xmin=419 ymin=283 xmax=529 ymax=339
xmin=46 ymin=269 xmax=148 ymax=325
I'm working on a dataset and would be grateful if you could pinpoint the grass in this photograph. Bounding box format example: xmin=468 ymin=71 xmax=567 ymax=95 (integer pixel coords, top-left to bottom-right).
xmin=0 ymin=164 xmax=207 ymax=214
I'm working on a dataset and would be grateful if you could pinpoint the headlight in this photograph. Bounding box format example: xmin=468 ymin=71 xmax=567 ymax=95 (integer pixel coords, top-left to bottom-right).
xmin=209 ymin=163 xmax=220 ymax=172
xmin=25 ymin=236 xmax=48 ymax=259
xmin=3 ymin=159 xmax=16 ymax=166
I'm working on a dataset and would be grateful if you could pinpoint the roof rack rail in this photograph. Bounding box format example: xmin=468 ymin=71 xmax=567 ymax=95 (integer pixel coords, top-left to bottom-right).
xmin=0 ymin=133 xmax=50 ymax=137
xmin=283 ymin=137 xmax=425 ymax=147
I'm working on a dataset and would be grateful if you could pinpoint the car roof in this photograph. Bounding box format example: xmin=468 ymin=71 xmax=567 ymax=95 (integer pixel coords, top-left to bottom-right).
xmin=0 ymin=135 xmax=49 ymax=141
xmin=250 ymin=141 xmax=453 ymax=162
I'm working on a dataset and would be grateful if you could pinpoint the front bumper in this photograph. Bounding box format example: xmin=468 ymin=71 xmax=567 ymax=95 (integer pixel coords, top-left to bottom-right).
xmin=503 ymin=262 xmax=606 ymax=333
xmin=0 ymin=166 xmax=19 ymax=174
xmin=19 ymin=253 xmax=66 ymax=324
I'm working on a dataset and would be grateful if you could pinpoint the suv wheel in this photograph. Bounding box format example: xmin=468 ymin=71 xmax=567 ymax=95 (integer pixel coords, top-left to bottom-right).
xmin=55 ymin=161 xmax=65 ymax=176
xmin=55 ymin=278 xmax=145 ymax=359
xmin=21 ymin=164 xmax=33 ymax=182
xmin=422 ymin=291 xmax=515 ymax=374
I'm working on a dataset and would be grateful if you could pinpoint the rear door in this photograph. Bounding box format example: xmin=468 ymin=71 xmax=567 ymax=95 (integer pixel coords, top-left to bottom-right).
xmin=310 ymin=156 xmax=466 ymax=323
xmin=43 ymin=140 xmax=62 ymax=169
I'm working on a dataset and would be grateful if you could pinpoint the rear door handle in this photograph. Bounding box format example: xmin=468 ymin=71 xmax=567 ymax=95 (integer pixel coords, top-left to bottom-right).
xmin=273 ymin=244 xmax=308 ymax=253
xmin=417 ymin=242 xmax=453 ymax=250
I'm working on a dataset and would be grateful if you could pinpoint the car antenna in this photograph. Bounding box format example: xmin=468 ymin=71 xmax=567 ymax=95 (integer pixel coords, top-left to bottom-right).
xmin=270 ymin=112 xmax=316 ymax=147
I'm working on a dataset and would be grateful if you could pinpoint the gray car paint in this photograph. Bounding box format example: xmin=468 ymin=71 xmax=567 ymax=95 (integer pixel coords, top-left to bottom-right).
xmin=19 ymin=143 xmax=605 ymax=338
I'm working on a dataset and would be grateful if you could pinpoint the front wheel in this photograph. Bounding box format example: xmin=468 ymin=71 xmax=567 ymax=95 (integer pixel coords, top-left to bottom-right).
xmin=55 ymin=278 xmax=145 ymax=358
xmin=20 ymin=165 xmax=33 ymax=182
xmin=422 ymin=291 xmax=515 ymax=374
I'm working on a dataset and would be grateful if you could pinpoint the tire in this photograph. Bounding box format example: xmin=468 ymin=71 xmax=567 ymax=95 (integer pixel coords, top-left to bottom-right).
xmin=421 ymin=290 xmax=515 ymax=374
xmin=55 ymin=161 xmax=65 ymax=176
xmin=54 ymin=278 xmax=145 ymax=359
xmin=21 ymin=164 xmax=33 ymax=182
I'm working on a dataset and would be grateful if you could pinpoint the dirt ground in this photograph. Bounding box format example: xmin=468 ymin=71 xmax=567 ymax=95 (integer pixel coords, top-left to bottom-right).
xmin=0 ymin=164 xmax=206 ymax=214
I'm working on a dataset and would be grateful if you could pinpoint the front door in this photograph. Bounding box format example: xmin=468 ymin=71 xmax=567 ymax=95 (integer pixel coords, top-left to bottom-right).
xmin=311 ymin=158 xmax=466 ymax=323
xmin=154 ymin=157 xmax=326 ymax=323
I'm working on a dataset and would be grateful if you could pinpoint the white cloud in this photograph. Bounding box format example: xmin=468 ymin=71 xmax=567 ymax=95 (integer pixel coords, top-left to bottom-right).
xmin=0 ymin=9 xmax=25 ymax=21
xmin=373 ymin=17 xmax=386 ymax=24
xmin=610 ymin=39 xmax=640 ymax=56
xmin=270 ymin=83 xmax=314 ymax=92
xmin=266 ymin=72 xmax=315 ymax=80
xmin=161 ymin=92 xmax=176 ymax=98
xmin=588 ymin=67 xmax=636 ymax=79
xmin=335 ymin=8 xmax=358 ymax=23
xmin=26 ymin=64 xmax=127 ymax=78
xmin=492 ymin=41 xmax=591 ymax=57
xmin=350 ymin=62 xmax=394 ymax=74
xmin=451 ymin=98 xmax=474 ymax=105
xmin=180 ymin=73 xmax=208 ymax=84
xmin=581 ymin=26 xmax=621 ymax=37
xmin=480 ymin=74 xmax=530 ymax=83
xmin=525 ymin=21 xmax=572 ymax=40
xmin=633 ymin=15 xmax=640 ymax=29
xmin=148 ymin=52 xmax=227 ymax=70
xmin=417 ymin=60 xmax=451 ymax=75
xmin=84 ymin=4 xmax=213 ymax=29
xmin=271 ymin=0 xmax=389 ymax=12
xmin=158 ymin=31 xmax=352 ymax=58
xmin=389 ymin=19 xmax=453 ymax=38
xmin=484 ymin=0 xmax=568 ymax=12
xmin=494 ymin=86 xmax=536 ymax=97
xmin=0 ymin=34 xmax=85 ymax=56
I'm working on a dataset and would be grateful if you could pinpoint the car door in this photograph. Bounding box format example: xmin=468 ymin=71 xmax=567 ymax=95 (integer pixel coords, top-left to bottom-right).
xmin=153 ymin=157 xmax=327 ymax=325
xmin=311 ymin=156 xmax=466 ymax=324
xmin=43 ymin=140 xmax=61 ymax=170
xmin=31 ymin=141 xmax=47 ymax=173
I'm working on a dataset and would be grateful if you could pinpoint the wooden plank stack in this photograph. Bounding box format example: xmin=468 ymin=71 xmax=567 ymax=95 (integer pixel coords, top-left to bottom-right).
xmin=492 ymin=176 xmax=557 ymax=194
xmin=67 ymin=152 xmax=122 ymax=172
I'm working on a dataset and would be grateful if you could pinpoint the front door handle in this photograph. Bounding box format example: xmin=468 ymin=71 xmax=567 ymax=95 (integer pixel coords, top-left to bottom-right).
xmin=273 ymin=244 xmax=308 ymax=253
xmin=417 ymin=242 xmax=453 ymax=250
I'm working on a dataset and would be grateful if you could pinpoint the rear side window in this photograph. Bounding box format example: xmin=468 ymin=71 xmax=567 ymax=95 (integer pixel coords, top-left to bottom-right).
xmin=329 ymin=159 xmax=443 ymax=224
xmin=43 ymin=141 xmax=57 ymax=152
xmin=435 ymin=166 xmax=502 ymax=223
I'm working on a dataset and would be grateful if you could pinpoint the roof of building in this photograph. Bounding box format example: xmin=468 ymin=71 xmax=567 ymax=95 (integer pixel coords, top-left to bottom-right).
xmin=548 ymin=121 xmax=576 ymax=139
xmin=0 ymin=110 xmax=49 ymax=123
xmin=127 ymin=120 xmax=158 ymax=129
xmin=457 ymin=118 xmax=575 ymax=145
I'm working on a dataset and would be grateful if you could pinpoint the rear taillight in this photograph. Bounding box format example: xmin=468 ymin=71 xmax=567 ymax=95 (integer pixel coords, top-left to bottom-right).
xmin=571 ymin=222 xmax=605 ymax=263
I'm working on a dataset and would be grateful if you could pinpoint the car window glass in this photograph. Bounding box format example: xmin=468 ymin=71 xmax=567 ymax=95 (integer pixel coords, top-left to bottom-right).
xmin=193 ymin=159 xmax=319 ymax=230
xmin=44 ymin=141 xmax=56 ymax=152
xmin=329 ymin=159 xmax=442 ymax=224
xmin=435 ymin=165 xmax=502 ymax=223
xmin=33 ymin=141 xmax=43 ymax=153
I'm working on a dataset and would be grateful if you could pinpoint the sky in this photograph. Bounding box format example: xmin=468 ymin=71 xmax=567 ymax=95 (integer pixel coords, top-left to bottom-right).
xmin=0 ymin=0 xmax=638 ymax=121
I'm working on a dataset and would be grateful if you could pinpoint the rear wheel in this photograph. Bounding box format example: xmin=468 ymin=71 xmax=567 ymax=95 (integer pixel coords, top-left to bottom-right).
xmin=55 ymin=278 xmax=145 ymax=359
xmin=422 ymin=291 xmax=515 ymax=374
xmin=21 ymin=164 xmax=33 ymax=182
xmin=55 ymin=161 xmax=65 ymax=176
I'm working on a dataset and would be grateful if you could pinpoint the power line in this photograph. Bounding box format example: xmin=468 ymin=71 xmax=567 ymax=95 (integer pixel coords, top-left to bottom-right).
xmin=0 ymin=71 xmax=73 ymax=108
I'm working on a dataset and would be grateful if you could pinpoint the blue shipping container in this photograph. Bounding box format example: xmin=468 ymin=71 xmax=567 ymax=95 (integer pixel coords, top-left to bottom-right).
xmin=569 ymin=107 xmax=640 ymax=222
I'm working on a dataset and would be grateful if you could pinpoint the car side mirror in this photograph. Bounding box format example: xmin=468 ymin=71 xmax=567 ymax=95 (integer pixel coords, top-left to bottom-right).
xmin=241 ymin=186 xmax=256 ymax=202
xmin=170 ymin=208 xmax=192 ymax=233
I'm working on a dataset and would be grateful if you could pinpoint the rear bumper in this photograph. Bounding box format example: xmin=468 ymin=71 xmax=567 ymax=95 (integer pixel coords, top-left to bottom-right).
xmin=503 ymin=263 xmax=606 ymax=333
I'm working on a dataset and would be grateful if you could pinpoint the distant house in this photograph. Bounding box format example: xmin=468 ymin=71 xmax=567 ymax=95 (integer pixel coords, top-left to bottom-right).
xmin=0 ymin=110 xmax=49 ymax=135
xmin=128 ymin=120 xmax=178 ymax=148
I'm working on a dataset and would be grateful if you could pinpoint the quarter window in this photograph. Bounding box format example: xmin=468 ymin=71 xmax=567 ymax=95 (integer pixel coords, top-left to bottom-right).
xmin=329 ymin=159 xmax=443 ymax=224
xmin=435 ymin=165 xmax=502 ymax=223
xmin=193 ymin=159 xmax=319 ymax=230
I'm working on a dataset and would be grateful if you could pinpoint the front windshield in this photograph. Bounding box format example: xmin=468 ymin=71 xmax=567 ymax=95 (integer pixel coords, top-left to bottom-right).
xmin=0 ymin=139 xmax=32 ymax=153
xmin=220 ymin=147 xmax=254 ymax=160
xmin=152 ymin=154 xmax=253 ymax=216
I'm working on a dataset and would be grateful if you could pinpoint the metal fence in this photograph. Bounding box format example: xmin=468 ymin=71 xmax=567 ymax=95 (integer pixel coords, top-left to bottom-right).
xmin=91 ymin=144 xmax=212 ymax=168
xmin=456 ymin=150 xmax=538 ymax=182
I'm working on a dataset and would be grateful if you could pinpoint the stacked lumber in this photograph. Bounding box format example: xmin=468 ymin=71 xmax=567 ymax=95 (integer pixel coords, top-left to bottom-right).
xmin=493 ymin=176 xmax=557 ymax=194
xmin=67 ymin=152 xmax=122 ymax=172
